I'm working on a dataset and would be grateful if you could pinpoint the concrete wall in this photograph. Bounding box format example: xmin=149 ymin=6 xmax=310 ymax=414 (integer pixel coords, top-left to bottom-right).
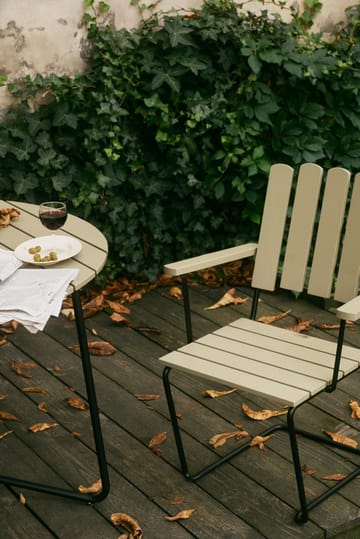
xmin=0 ymin=0 xmax=354 ymax=110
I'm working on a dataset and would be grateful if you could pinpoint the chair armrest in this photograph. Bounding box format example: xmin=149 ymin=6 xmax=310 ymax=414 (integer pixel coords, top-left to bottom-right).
xmin=337 ymin=295 xmax=360 ymax=321
xmin=164 ymin=243 xmax=257 ymax=276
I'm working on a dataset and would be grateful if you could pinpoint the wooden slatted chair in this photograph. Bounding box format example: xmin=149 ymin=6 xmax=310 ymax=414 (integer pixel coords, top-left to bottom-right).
xmin=159 ymin=163 xmax=360 ymax=524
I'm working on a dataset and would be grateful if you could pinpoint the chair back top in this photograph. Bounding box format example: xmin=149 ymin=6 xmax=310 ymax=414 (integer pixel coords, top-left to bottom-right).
xmin=251 ymin=163 xmax=360 ymax=303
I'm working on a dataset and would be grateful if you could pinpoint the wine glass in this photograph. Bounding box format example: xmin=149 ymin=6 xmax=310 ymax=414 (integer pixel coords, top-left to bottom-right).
xmin=39 ymin=201 xmax=67 ymax=231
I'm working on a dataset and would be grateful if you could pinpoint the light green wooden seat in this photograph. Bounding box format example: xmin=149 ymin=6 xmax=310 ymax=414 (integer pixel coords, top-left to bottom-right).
xmin=159 ymin=163 xmax=360 ymax=524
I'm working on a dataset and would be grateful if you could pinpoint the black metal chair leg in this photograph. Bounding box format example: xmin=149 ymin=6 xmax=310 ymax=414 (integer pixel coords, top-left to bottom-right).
xmin=287 ymin=407 xmax=308 ymax=523
xmin=163 ymin=372 xmax=360 ymax=524
xmin=0 ymin=289 xmax=110 ymax=503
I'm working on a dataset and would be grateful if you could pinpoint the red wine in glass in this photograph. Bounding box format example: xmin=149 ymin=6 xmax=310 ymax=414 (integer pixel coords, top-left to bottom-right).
xmin=39 ymin=202 xmax=67 ymax=230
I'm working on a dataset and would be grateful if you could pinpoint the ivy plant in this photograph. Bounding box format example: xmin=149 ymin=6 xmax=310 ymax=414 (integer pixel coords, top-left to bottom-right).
xmin=0 ymin=0 xmax=359 ymax=279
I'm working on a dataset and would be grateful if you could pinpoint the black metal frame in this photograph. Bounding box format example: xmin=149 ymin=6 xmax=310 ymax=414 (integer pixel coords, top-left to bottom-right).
xmin=0 ymin=288 xmax=110 ymax=503
xmin=164 ymin=278 xmax=360 ymax=523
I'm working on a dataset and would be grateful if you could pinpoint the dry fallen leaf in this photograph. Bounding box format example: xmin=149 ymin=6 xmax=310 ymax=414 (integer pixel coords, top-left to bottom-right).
xmin=250 ymin=434 xmax=273 ymax=450
xmin=28 ymin=422 xmax=59 ymax=433
xmin=38 ymin=401 xmax=48 ymax=413
xmin=301 ymin=464 xmax=316 ymax=476
xmin=257 ymin=310 xmax=291 ymax=324
xmin=316 ymin=321 xmax=353 ymax=330
xmin=323 ymin=473 xmax=348 ymax=481
xmin=0 ymin=336 xmax=7 ymax=346
xmin=0 ymin=430 xmax=13 ymax=440
xmin=0 ymin=394 xmax=7 ymax=401
xmin=205 ymin=288 xmax=248 ymax=310
xmin=0 ymin=320 xmax=19 ymax=334
xmin=110 ymin=512 xmax=142 ymax=538
xmin=78 ymin=479 xmax=102 ymax=494
xmin=106 ymin=300 xmax=130 ymax=314
xmin=22 ymin=387 xmax=47 ymax=394
xmin=148 ymin=431 xmax=167 ymax=449
xmin=69 ymin=341 xmax=116 ymax=356
xmin=0 ymin=411 xmax=20 ymax=422
xmin=323 ymin=430 xmax=358 ymax=448
xmin=161 ymin=286 xmax=183 ymax=300
xmin=61 ymin=308 xmax=75 ymax=320
xmin=19 ymin=492 xmax=26 ymax=505
xmin=202 ymin=388 xmax=237 ymax=398
xmin=209 ymin=430 xmax=249 ymax=448
xmin=170 ymin=496 xmax=186 ymax=505
xmin=110 ymin=312 xmax=131 ymax=325
xmin=349 ymin=400 xmax=360 ymax=419
xmin=242 ymin=402 xmax=287 ymax=420
xmin=67 ymin=397 xmax=87 ymax=411
xmin=135 ymin=394 xmax=160 ymax=401
xmin=165 ymin=509 xmax=196 ymax=521
xmin=11 ymin=362 xmax=36 ymax=378
xmin=286 ymin=319 xmax=313 ymax=333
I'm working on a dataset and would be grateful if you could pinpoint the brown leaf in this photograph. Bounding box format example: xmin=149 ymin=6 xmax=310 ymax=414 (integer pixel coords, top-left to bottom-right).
xmin=135 ymin=394 xmax=160 ymax=401
xmin=316 ymin=321 xmax=354 ymax=330
xmin=38 ymin=401 xmax=48 ymax=413
xmin=165 ymin=509 xmax=196 ymax=521
xmin=349 ymin=400 xmax=360 ymax=419
xmin=242 ymin=402 xmax=287 ymax=420
xmin=110 ymin=512 xmax=142 ymax=537
xmin=250 ymin=434 xmax=273 ymax=450
xmin=106 ymin=300 xmax=130 ymax=314
xmin=22 ymin=387 xmax=47 ymax=394
xmin=72 ymin=431 xmax=82 ymax=437
xmin=78 ymin=479 xmax=102 ymax=494
xmin=11 ymin=362 xmax=36 ymax=378
xmin=148 ymin=431 xmax=167 ymax=449
xmin=257 ymin=310 xmax=291 ymax=324
xmin=0 ymin=394 xmax=7 ymax=401
xmin=161 ymin=286 xmax=183 ymax=300
xmin=19 ymin=492 xmax=26 ymax=505
xmin=61 ymin=308 xmax=75 ymax=320
xmin=209 ymin=430 xmax=249 ymax=448
xmin=67 ymin=397 xmax=87 ymax=411
xmin=202 ymin=388 xmax=237 ymax=399
xmin=0 ymin=320 xmax=18 ymax=334
xmin=170 ymin=496 xmax=186 ymax=505
xmin=69 ymin=341 xmax=116 ymax=356
xmin=301 ymin=464 xmax=316 ymax=476
xmin=110 ymin=312 xmax=131 ymax=325
xmin=82 ymin=294 xmax=106 ymax=311
xmin=205 ymin=288 xmax=248 ymax=310
xmin=0 ymin=430 xmax=13 ymax=440
xmin=323 ymin=430 xmax=358 ymax=448
xmin=323 ymin=473 xmax=348 ymax=481
xmin=28 ymin=422 xmax=59 ymax=433
xmin=53 ymin=365 xmax=62 ymax=374
xmin=0 ymin=411 xmax=20 ymax=422
xmin=286 ymin=319 xmax=313 ymax=332
xmin=0 ymin=336 xmax=7 ymax=346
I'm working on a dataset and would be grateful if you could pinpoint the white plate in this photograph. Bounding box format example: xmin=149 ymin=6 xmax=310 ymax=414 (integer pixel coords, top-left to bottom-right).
xmin=15 ymin=235 xmax=82 ymax=266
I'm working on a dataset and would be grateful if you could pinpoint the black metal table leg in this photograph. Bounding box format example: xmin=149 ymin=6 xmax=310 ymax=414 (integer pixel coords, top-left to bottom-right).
xmin=0 ymin=288 xmax=110 ymax=503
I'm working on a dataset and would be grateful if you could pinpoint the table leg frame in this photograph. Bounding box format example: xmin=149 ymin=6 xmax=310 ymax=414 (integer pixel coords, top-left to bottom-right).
xmin=0 ymin=289 xmax=110 ymax=503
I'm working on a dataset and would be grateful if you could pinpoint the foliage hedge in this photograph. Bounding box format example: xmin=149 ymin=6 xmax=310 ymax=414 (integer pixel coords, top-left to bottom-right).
xmin=0 ymin=0 xmax=360 ymax=279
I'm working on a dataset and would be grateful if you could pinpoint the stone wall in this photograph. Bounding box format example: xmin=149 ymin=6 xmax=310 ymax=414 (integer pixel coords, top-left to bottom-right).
xmin=0 ymin=0 xmax=354 ymax=110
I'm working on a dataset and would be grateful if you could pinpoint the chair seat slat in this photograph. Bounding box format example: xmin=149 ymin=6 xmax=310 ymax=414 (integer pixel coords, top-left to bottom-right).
xmin=160 ymin=350 xmax=312 ymax=407
xmin=209 ymin=328 xmax=345 ymax=380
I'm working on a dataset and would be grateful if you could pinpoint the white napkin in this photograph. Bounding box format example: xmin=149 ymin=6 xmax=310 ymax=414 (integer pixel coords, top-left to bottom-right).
xmin=0 ymin=248 xmax=23 ymax=281
xmin=0 ymin=267 xmax=79 ymax=333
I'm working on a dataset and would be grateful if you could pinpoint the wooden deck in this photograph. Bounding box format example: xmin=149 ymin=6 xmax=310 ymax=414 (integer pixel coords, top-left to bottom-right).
xmin=2 ymin=281 xmax=360 ymax=538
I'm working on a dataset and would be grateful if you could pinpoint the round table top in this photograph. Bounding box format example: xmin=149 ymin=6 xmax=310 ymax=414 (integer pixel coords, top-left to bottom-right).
xmin=0 ymin=200 xmax=108 ymax=291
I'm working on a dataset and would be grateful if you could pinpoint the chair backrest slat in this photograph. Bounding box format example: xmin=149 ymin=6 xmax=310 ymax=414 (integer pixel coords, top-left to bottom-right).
xmin=251 ymin=163 xmax=293 ymax=291
xmin=335 ymin=172 xmax=360 ymax=302
xmin=252 ymin=162 xmax=360 ymax=301
xmin=307 ymin=167 xmax=351 ymax=298
xmin=279 ymin=163 xmax=323 ymax=293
